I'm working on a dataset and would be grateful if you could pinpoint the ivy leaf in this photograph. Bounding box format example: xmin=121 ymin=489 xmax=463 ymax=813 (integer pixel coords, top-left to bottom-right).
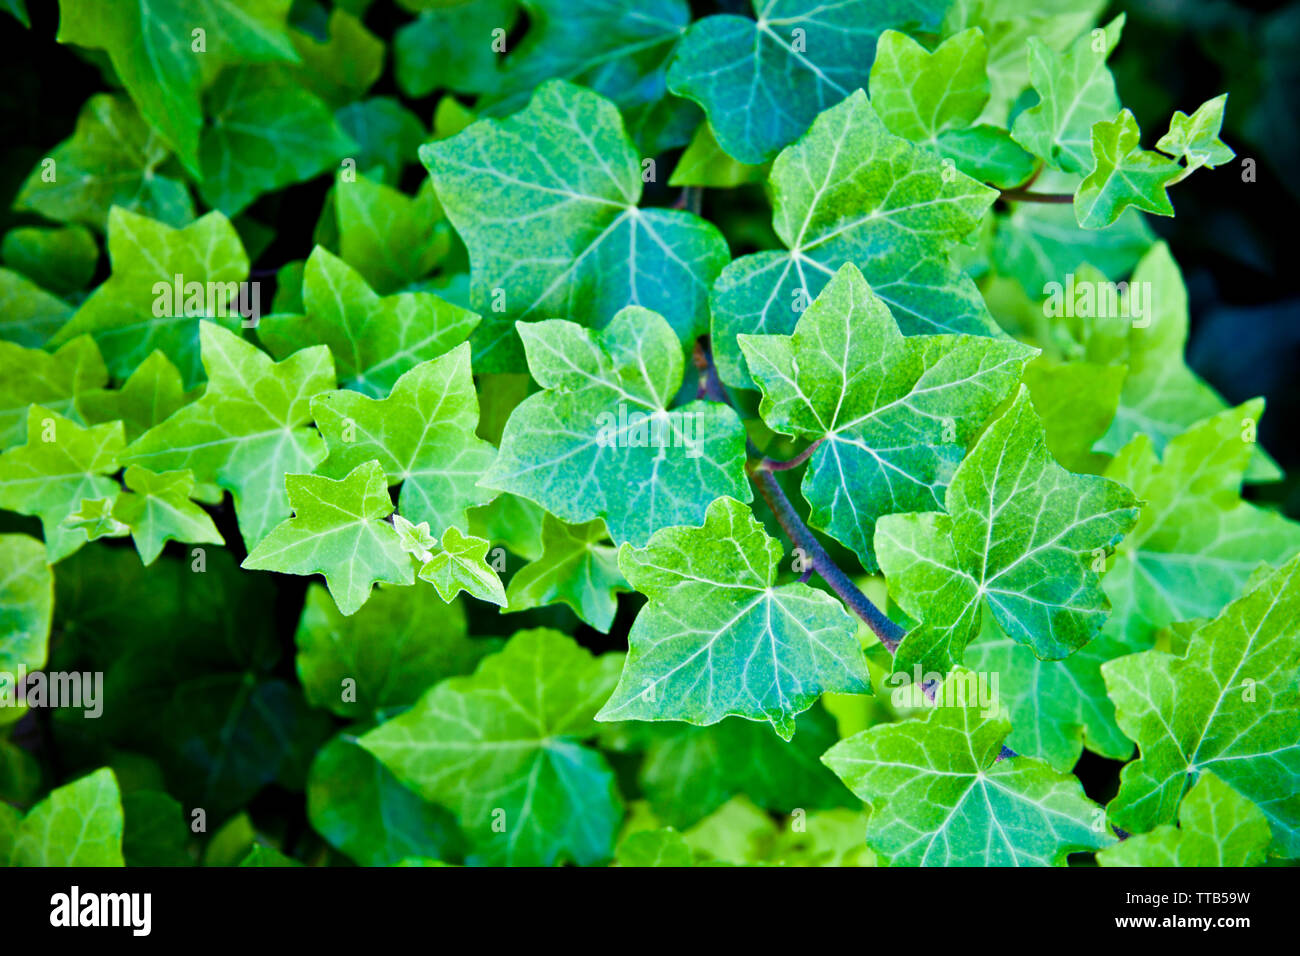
xmin=76 ymin=350 xmax=199 ymax=443
xmin=876 ymin=387 xmax=1141 ymax=675
xmin=1103 ymin=552 xmax=1300 ymax=856
xmin=360 ymin=628 xmax=625 ymax=866
xmin=0 ymin=268 xmax=74 ymax=349
xmin=738 ymin=263 xmax=1035 ymax=569
xmin=667 ymin=0 xmax=947 ymax=163
xmin=932 ymin=124 xmax=1038 ymax=189
xmin=242 ymin=460 xmax=414 ymax=616
xmin=289 ymin=8 xmax=384 ymax=108
xmin=1010 ymin=15 xmax=1123 ymax=173
xmin=335 ymin=98 xmax=428 ymax=187
xmin=13 ymin=94 xmax=193 ymax=231
xmin=333 ymin=174 xmax=451 ymax=294
xmin=8 ymin=768 xmax=125 ymax=866
xmin=615 ymin=827 xmax=696 ymax=867
xmin=1097 ymin=772 xmax=1271 ymax=867
xmin=1155 ymin=94 xmax=1235 ymax=174
xmin=0 ymin=534 xmax=53 ymax=682
xmin=122 ymin=321 xmax=335 ymax=549
xmin=54 ymin=0 xmax=299 ymax=175
xmin=1103 ymin=402 xmax=1300 ymax=647
xmin=422 ymin=80 xmax=728 ymax=371
xmin=49 ymin=208 xmax=250 ymax=387
xmin=199 ymin=65 xmax=357 ymax=216
xmin=311 ymin=344 xmax=497 ymax=534
xmin=259 ymin=247 xmax=477 ymax=397
xmin=710 ymin=90 xmax=999 ymax=387
xmin=669 ymin=120 xmax=768 ymax=188
xmin=868 ymin=28 xmax=989 ymax=144
xmin=0 ymin=334 xmax=107 ymax=449
xmin=822 ymin=670 xmax=1113 ymax=866
xmin=394 ymin=0 xmax=516 ymax=98
xmin=1 ymin=225 xmax=99 ymax=295
xmin=392 ymin=513 xmax=438 ymax=564
xmin=418 ymin=526 xmax=507 ymax=607
xmin=294 ymin=580 xmax=500 ymax=719
xmin=1074 ymin=109 xmax=1182 ymax=229
xmin=63 ymin=496 xmax=130 ymax=541
xmin=1020 ymin=355 xmax=1126 ymax=474
xmin=0 ymin=407 xmax=124 ymax=562
xmin=112 ymin=465 xmax=225 ymax=566
xmin=596 ymin=495 xmax=868 ymax=739
xmin=505 ymin=515 xmax=628 ymax=632
xmin=482 ymin=308 xmax=750 ymax=547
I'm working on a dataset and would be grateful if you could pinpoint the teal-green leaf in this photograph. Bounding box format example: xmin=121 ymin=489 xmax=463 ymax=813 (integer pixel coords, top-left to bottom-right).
xmin=597 ymin=495 xmax=868 ymax=739
xmin=1074 ymin=109 xmax=1182 ymax=229
xmin=394 ymin=0 xmax=516 ymax=98
xmin=481 ymin=307 xmax=750 ymax=546
xmin=335 ymin=98 xmax=428 ymax=187
xmin=422 ymin=80 xmax=728 ymax=371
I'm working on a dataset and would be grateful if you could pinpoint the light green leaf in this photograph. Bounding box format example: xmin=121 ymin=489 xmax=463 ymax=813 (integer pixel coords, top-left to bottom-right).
xmin=360 ymin=628 xmax=624 ymax=866
xmin=1155 ymin=93 xmax=1235 ymax=175
xmin=0 ymin=534 xmax=53 ymax=685
xmin=1074 ymin=109 xmax=1182 ymax=229
xmin=934 ymin=124 xmax=1037 ymax=189
xmin=868 ymin=28 xmax=988 ymax=144
xmin=422 ymin=80 xmax=728 ymax=371
xmin=242 ymin=460 xmax=414 ymax=616
xmin=710 ymin=90 xmax=999 ymax=387
xmin=112 ymin=465 xmax=225 ymax=566
xmin=738 ymin=262 xmax=1035 ymax=569
xmin=876 ymin=387 xmax=1141 ymax=675
xmin=311 ymin=344 xmax=497 ymax=534
xmin=597 ymin=496 xmax=868 ymax=739
xmin=63 ymin=496 xmax=130 ymax=541
xmin=505 ymin=515 xmax=627 ymax=632
xmin=1103 ymin=552 xmax=1300 ymax=857
xmin=0 ymin=334 xmax=107 ymax=449
xmin=1098 ymin=772 xmax=1271 ymax=867
xmin=822 ymin=669 xmax=1113 ymax=866
xmin=669 ymin=120 xmax=768 ymax=188
xmin=122 ymin=321 xmax=335 ymax=549
xmin=76 ymin=350 xmax=199 ymax=443
xmin=392 ymin=513 xmax=438 ymax=564
xmin=615 ymin=827 xmax=695 ymax=867
xmin=1020 ymin=356 xmax=1125 ymax=473
xmin=418 ymin=526 xmax=507 ymax=606
xmin=0 ymin=406 xmax=124 ymax=562
xmin=334 ymin=175 xmax=451 ymax=294
xmin=260 ymin=247 xmax=476 ymax=396
xmin=9 ymin=768 xmax=125 ymax=866
xmin=482 ymin=307 xmax=750 ymax=546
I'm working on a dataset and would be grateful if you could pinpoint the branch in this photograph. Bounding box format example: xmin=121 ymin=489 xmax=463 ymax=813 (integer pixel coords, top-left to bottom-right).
xmin=998 ymin=188 xmax=1073 ymax=204
xmin=763 ymin=439 xmax=822 ymax=471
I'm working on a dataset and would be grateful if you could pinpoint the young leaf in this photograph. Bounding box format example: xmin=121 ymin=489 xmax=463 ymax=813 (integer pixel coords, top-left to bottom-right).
xmin=112 ymin=465 xmax=225 ymax=566
xmin=739 ymin=262 xmax=1035 ymax=569
xmin=0 ymin=335 xmax=107 ymax=449
xmin=1102 ymin=552 xmax=1300 ymax=856
xmin=422 ymin=80 xmax=728 ymax=371
xmin=822 ymin=670 xmax=1113 ymax=866
xmin=360 ymin=628 xmax=625 ymax=866
xmin=8 ymin=767 xmax=125 ymax=866
xmin=596 ymin=496 xmax=868 ymax=740
xmin=482 ymin=308 xmax=750 ymax=546
xmin=710 ymin=90 xmax=999 ymax=386
xmin=311 ymin=344 xmax=496 ymax=534
xmin=1097 ymin=772 xmax=1271 ymax=867
xmin=418 ymin=526 xmax=507 ymax=607
xmin=63 ymin=496 xmax=130 ymax=541
xmin=242 ymin=460 xmax=415 ymax=616
xmin=875 ymin=387 xmax=1141 ymax=675
xmin=505 ymin=515 xmax=628 ymax=632
xmin=868 ymin=28 xmax=989 ymax=144
xmin=1074 ymin=109 xmax=1182 ymax=229
xmin=0 ymin=406 xmax=125 ymax=562
xmin=123 ymin=321 xmax=335 ymax=549
xmin=1155 ymin=93 xmax=1235 ymax=175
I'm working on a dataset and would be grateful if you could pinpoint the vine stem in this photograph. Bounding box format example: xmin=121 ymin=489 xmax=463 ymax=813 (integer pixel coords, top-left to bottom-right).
xmin=998 ymin=188 xmax=1073 ymax=204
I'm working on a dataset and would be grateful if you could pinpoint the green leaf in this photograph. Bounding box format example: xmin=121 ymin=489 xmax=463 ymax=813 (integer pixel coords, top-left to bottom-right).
xmin=121 ymin=790 xmax=191 ymax=866
xmin=482 ymin=307 xmax=750 ymax=546
xmin=55 ymin=0 xmax=299 ymax=175
xmin=418 ymin=526 xmax=507 ymax=606
xmin=242 ymin=460 xmax=414 ymax=616
xmin=615 ymin=827 xmax=695 ymax=867
xmin=76 ymin=350 xmax=199 ymax=443
xmin=360 ymin=628 xmax=624 ymax=866
xmin=668 ymin=120 xmax=768 ymax=188
xmin=1074 ymin=109 xmax=1182 ymax=229
xmin=710 ymin=90 xmax=1000 ymax=387
xmin=9 ymin=768 xmax=125 ymax=866
xmin=505 ymin=515 xmax=627 ymax=632
xmin=667 ymin=0 xmax=947 ymax=163
xmin=738 ymin=262 xmax=1035 ymax=569
xmin=597 ymin=495 xmax=868 ymax=739
xmin=333 ymin=175 xmax=451 ymax=294
xmin=1098 ymin=772 xmax=1271 ymax=867
xmin=0 ymin=268 xmax=74 ymax=349
xmin=1155 ymin=94 xmax=1235 ymax=174
xmin=822 ymin=669 xmax=1113 ymax=866
xmin=1010 ymin=15 xmax=1123 ymax=173
xmin=111 ymin=465 xmax=225 ymax=566
xmin=0 ymin=334 xmax=107 ymax=449
xmin=49 ymin=208 xmax=250 ymax=387
xmin=13 ymin=94 xmax=193 ymax=231
xmin=311 ymin=344 xmax=497 ymax=534
xmin=289 ymin=8 xmax=384 ymax=108
xmin=199 ymin=65 xmax=357 ymax=216
xmin=0 ymin=406 xmax=125 ymax=562
xmin=2 ymin=0 xmax=28 ymax=27
xmin=868 ymin=28 xmax=988 ymax=144
xmin=122 ymin=321 xmax=335 ymax=549
xmin=1103 ymin=402 xmax=1300 ymax=647
xmin=875 ymin=387 xmax=1141 ymax=675
xmin=63 ymin=496 xmax=130 ymax=541
xmin=422 ymin=80 xmax=728 ymax=371
xmin=1 ymin=225 xmax=98 ymax=295
xmin=0 ymin=534 xmax=53 ymax=685
xmin=294 ymin=580 xmax=499 ymax=719
xmin=239 ymin=845 xmax=300 ymax=867
xmin=394 ymin=0 xmax=516 ymax=98
xmin=1020 ymin=356 xmax=1125 ymax=473
xmin=335 ymin=98 xmax=428 ymax=187
xmin=260 ymin=247 xmax=476 ymax=396
xmin=933 ymin=124 xmax=1037 ymax=189
xmin=1102 ymin=551 xmax=1300 ymax=856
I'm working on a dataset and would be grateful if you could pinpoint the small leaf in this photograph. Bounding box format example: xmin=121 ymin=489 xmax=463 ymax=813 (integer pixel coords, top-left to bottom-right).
xmin=505 ymin=515 xmax=628 ymax=632
xmin=112 ymin=465 xmax=225 ymax=566
xmin=1074 ymin=109 xmax=1182 ymax=229
xmin=1155 ymin=93 xmax=1235 ymax=174
xmin=418 ymin=526 xmax=507 ymax=606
